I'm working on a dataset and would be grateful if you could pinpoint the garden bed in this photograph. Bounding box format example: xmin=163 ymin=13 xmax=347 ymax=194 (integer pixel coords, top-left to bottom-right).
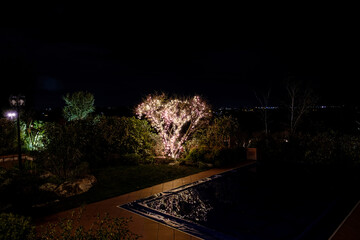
xmin=30 ymin=164 xmax=203 ymax=219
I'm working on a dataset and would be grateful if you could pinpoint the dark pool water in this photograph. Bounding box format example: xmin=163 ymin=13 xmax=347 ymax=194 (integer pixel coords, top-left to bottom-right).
xmin=119 ymin=163 xmax=356 ymax=239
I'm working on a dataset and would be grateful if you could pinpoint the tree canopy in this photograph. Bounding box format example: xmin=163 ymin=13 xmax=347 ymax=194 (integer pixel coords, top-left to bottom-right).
xmin=63 ymin=91 xmax=95 ymax=121
xmin=136 ymin=94 xmax=211 ymax=158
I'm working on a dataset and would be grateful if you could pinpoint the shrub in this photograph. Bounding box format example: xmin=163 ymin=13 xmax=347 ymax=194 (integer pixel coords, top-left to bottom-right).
xmin=38 ymin=121 xmax=90 ymax=180
xmin=211 ymin=147 xmax=245 ymax=167
xmin=185 ymin=146 xmax=245 ymax=167
xmin=21 ymin=120 xmax=46 ymax=151
xmin=97 ymin=116 xmax=160 ymax=165
xmin=340 ymin=135 xmax=360 ymax=168
xmin=189 ymin=116 xmax=243 ymax=150
xmin=0 ymin=213 xmax=35 ymax=240
xmin=0 ymin=168 xmax=49 ymax=213
xmin=254 ymin=131 xmax=360 ymax=170
xmin=37 ymin=116 xmax=160 ymax=176
xmin=0 ymin=119 xmax=17 ymax=155
xmin=303 ymin=132 xmax=339 ymax=165
xmin=185 ymin=146 xmax=212 ymax=164
xmin=119 ymin=153 xmax=141 ymax=165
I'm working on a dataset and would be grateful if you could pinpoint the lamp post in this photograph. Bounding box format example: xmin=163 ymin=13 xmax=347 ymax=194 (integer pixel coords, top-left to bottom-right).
xmin=9 ymin=95 xmax=26 ymax=170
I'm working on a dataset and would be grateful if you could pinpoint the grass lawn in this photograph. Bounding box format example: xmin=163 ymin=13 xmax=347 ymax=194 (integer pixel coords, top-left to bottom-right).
xmin=89 ymin=164 xmax=203 ymax=200
xmin=33 ymin=164 xmax=203 ymax=218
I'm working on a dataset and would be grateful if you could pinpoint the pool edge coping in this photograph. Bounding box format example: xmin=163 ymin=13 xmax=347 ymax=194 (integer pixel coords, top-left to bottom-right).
xmin=328 ymin=199 xmax=360 ymax=239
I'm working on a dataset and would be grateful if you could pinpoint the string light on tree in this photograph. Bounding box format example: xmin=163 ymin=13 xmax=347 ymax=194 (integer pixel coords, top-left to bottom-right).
xmin=136 ymin=94 xmax=211 ymax=159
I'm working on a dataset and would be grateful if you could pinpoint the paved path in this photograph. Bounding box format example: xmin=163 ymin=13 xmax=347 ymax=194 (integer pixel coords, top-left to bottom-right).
xmin=36 ymin=160 xmax=256 ymax=240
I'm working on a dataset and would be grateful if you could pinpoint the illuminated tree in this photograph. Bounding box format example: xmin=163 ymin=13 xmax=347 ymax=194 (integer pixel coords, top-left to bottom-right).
xmin=136 ymin=94 xmax=211 ymax=159
xmin=63 ymin=91 xmax=95 ymax=121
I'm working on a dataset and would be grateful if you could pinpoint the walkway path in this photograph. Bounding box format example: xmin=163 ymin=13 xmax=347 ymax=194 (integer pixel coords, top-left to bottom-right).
xmin=36 ymin=160 xmax=256 ymax=240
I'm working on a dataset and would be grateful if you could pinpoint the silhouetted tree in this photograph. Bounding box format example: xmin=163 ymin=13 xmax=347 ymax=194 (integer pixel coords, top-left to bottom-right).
xmin=286 ymin=80 xmax=316 ymax=136
xmin=255 ymin=89 xmax=271 ymax=137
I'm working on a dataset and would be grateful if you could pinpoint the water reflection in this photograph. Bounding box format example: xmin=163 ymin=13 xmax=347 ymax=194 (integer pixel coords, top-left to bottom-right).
xmin=145 ymin=187 xmax=213 ymax=222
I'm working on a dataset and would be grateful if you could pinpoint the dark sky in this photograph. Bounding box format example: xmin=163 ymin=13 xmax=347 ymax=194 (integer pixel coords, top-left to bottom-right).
xmin=0 ymin=3 xmax=357 ymax=110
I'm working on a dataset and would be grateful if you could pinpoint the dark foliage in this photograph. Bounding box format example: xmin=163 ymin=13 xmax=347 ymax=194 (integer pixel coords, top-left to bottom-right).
xmin=35 ymin=116 xmax=159 ymax=179
xmin=0 ymin=119 xmax=17 ymax=155
xmin=0 ymin=167 xmax=55 ymax=215
xmin=39 ymin=208 xmax=140 ymax=240
xmin=254 ymin=131 xmax=360 ymax=175
xmin=0 ymin=212 xmax=35 ymax=240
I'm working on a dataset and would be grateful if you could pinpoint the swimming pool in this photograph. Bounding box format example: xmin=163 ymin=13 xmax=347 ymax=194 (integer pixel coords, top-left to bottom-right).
xmin=119 ymin=163 xmax=356 ymax=239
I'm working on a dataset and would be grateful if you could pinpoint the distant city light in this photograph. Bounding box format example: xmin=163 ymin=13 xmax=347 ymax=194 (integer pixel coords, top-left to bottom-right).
xmin=6 ymin=111 xmax=17 ymax=119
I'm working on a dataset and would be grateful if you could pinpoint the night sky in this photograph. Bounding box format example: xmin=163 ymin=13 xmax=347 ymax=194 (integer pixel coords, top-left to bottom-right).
xmin=0 ymin=3 xmax=357 ymax=110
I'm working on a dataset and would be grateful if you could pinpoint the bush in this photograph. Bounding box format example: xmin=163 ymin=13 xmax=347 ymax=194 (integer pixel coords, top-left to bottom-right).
xmin=254 ymin=131 xmax=360 ymax=170
xmin=95 ymin=116 xmax=160 ymax=167
xmin=188 ymin=116 xmax=244 ymax=151
xmin=0 ymin=168 xmax=51 ymax=213
xmin=185 ymin=146 xmax=245 ymax=167
xmin=211 ymin=147 xmax=245 ymax=167
xmin=37 ymin=116 xmax=161 ymax=177
xmin=0 ymin=213 xmax=35 ymax=240
xmin=0 ymin=119 xmax=17 ymax=155
xmin=119 ymin=153 xmax=141 ymax=165
xmin=340 ymin=135 xmax=360 ymax=168
xmin=251 ymin=135 xmax=283 ymax=164
xmin=185 ymin=146 xmax=212 ymax=164
xmin=38 ymin=121 xmax=90 ymax=180
xmin=21 ymin=120 xmax=46 ymax=152
xmin=303 ymin=132 xmax=339 ymax=165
